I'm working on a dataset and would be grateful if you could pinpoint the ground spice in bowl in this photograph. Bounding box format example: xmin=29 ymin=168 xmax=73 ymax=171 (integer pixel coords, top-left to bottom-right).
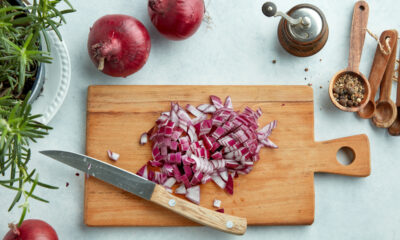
xmin=333 ymin=74 xmax=365 ymax=107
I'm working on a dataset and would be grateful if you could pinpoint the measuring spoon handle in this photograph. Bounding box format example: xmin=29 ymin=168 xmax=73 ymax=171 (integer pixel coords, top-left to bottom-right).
xmin=347 ymin=1 xmax=369 ymax=72
xmin=368 ymin=30 xmax=397 ymax=101
xmin=379 ymin=30 xmax=398 ymax=101
xmin=396 ymin=51 xmax=400 ymax=107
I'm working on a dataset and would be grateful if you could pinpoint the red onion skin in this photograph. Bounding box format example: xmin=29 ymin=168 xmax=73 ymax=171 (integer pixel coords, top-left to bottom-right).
xmin=3 ymin=219 xmax=58 ymax=240
xmin=87 ymin=15 xmax=151 ymax=77
xmin=148 ymin=0 xmax=205 ymax=40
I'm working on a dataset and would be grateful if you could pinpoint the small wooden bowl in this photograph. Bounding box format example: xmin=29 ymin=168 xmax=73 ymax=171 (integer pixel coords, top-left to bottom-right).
xmin=329 ymin=71 xmax=371 ymax=112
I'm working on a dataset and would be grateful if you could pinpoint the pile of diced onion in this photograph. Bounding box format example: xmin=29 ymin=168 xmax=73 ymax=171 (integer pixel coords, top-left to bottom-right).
xmin=137 ymin=95 xmax=277 ymax=204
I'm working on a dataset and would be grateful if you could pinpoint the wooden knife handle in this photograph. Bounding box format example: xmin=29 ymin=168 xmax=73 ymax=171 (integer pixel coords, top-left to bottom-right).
xmin=150 ymin=184 xmax=247 ymax=235
xmin=347 ymin=1 xmax=369 ymax=72
xmin=312 ymin=134 xmax=370 ymax=176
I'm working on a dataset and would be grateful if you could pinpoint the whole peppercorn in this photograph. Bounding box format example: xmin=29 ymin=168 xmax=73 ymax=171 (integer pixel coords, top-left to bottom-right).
xmin=347 ymin=100 xmax=353 ymax=106
xmin=333 ymin=87 xmax=340 ymax=94
xmin=333 ymin=73 xmax=365 ymax=107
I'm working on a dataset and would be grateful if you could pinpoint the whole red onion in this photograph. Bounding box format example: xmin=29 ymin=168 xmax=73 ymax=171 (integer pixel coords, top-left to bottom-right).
xmin=148 ymin=0 xmax=205 ymax=40
xmin=87 ymin=14 xmax=151 ymax=77
xmin=3 ymin=219 xmax=58 ymax=240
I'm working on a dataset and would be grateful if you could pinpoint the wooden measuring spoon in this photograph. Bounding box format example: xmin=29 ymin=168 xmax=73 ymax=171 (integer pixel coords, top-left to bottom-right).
xmin=372 ymin=30 xmax=398 ymax=128
xmin=329 ymin=1 xmax=370 ymax=112
xmin=388 ymin=67 xmax=400 ymax=136
xmin=358 ymin=30 xmax=397 ymax=119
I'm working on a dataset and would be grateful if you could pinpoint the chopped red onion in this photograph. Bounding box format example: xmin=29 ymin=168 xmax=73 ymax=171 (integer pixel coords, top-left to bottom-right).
xmin=137 ymin=95 xmax=277 ymax=203
xmin=186 ymin=104 xmax=205 ymax=118
xmin=210 ymin=95 xmax=223 ymax=109
xmin=175 ymin=184 xmax=187 ymax=195
xmin=201 ymin=174 xmax=212 ymax=184
xmin=180 ymin=174 xmax=191 ymax=188
xmin=161 ymin=164 xmax=174 ymax=177
xmin=163 ymin=177 xmax=176 ymax=188
xmin=219 ymin=170 xmax=228 ymax=182
xmin=224 ymin=96 xmax=233 ymax=109
xmin=140 ymin=133 xmax=148 ymax=145
xmin=148 ymin=170 xmax=155 ymax=182
xmin=211 ymin=173 xmax=226 ymax=189
xmin=149 ymin=160 xmax=163 ymax=167
xmin=186 ymin=185 xmax=200 ymax=204
xmin=107 ymin=150 xmax=120 ymax=161
xmin=137 ymin=164 xmax=148 ymax=179
xmin=216 ymin=208 xmax=225 ymax=213
xmin=225 ymin=174 xmax=234 ymax=195
xmin=197 ymin=104 xmax=216 ymax=113
xmin=213 ymin=199 xmax=221 ymax=208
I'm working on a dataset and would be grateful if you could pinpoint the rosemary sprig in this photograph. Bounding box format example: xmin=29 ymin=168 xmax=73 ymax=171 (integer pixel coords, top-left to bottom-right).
xmin=0 ymin=93 xmax=56 ymax=225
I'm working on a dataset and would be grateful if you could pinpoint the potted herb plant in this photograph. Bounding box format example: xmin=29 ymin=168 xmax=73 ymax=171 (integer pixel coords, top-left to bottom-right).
xmin=0 ymin=0 xmax=75 ymax=231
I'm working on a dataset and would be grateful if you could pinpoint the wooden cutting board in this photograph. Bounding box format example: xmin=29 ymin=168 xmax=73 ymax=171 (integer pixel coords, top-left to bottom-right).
xmin=85 ymin=85 xmax=370 ymax=226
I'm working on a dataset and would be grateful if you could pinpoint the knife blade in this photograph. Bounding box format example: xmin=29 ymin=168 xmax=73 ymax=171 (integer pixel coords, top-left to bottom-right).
xmin=40 ymin=150 xmax=247 ymax=235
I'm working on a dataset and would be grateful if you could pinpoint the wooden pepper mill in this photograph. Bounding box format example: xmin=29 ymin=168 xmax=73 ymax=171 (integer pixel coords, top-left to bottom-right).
xmin=262 ymin=2 xmax=329 ymax=57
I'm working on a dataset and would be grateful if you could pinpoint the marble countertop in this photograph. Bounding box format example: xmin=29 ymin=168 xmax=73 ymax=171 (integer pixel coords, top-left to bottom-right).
xmin=1 ymin=0 xmax=399 ymax=239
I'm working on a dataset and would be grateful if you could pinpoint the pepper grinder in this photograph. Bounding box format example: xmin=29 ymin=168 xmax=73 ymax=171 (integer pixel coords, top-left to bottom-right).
xmin=262 ymin=2 xmax=329 ymax=57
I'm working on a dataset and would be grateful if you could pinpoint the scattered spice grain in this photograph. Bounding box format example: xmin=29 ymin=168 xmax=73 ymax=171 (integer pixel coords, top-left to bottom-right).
xmin=304 ymin=68 xmax=309 ymax=72
xmin=272 ymin=60 xmax=276 ymax=64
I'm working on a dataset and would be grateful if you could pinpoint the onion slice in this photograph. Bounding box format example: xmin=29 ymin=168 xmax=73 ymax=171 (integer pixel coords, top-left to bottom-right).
xmin=186 ymin=185 xmax=200 ymax=204
xmin=213 ymin=199 xmax=222 ymax=208
xmin=140 ymin=133 xmax=148 ymax=145
xmin=107 ymin=150 xmax=120 ymax=161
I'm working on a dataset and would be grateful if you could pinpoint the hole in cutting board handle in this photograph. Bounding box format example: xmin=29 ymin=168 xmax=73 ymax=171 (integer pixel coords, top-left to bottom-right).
xmin=336 ymin=147 xmax=355 ymax=166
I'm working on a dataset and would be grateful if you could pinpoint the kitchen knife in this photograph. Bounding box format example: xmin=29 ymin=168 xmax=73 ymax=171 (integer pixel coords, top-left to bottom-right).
xmin=40 ymin=150 xmax=247 ymax=235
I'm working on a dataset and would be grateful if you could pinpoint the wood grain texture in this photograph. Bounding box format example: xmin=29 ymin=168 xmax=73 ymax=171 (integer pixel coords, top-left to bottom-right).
xmin=329 ymin=1 xmax=370 ymax=113
xmin=85 ymin=85 xmax=370 ymax=226
xmin=347 ymin=1 xmax=369 ymax=72
xmin=358 ymin=30 xmax=397 ymax=119
xmin=150 ymin=185 xmax=247 ymax=235
xmin=388 ymin=46 xmax=400 ymax=135
xmin=372 ymin=30 xmax=398 ymax=128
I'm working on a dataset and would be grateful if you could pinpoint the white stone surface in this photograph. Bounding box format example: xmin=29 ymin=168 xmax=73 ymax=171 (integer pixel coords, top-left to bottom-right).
xmin=1 ymin=0 xmax=400 ymax=239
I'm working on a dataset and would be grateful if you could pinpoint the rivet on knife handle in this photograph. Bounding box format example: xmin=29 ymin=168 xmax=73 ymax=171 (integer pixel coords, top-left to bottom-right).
xmin=150 ymin=185 xmax=247 ymax=235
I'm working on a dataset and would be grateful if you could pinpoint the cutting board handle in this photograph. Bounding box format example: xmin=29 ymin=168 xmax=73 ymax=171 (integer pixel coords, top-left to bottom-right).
xmin=312 ymin=134 xmax=370 ymax=176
